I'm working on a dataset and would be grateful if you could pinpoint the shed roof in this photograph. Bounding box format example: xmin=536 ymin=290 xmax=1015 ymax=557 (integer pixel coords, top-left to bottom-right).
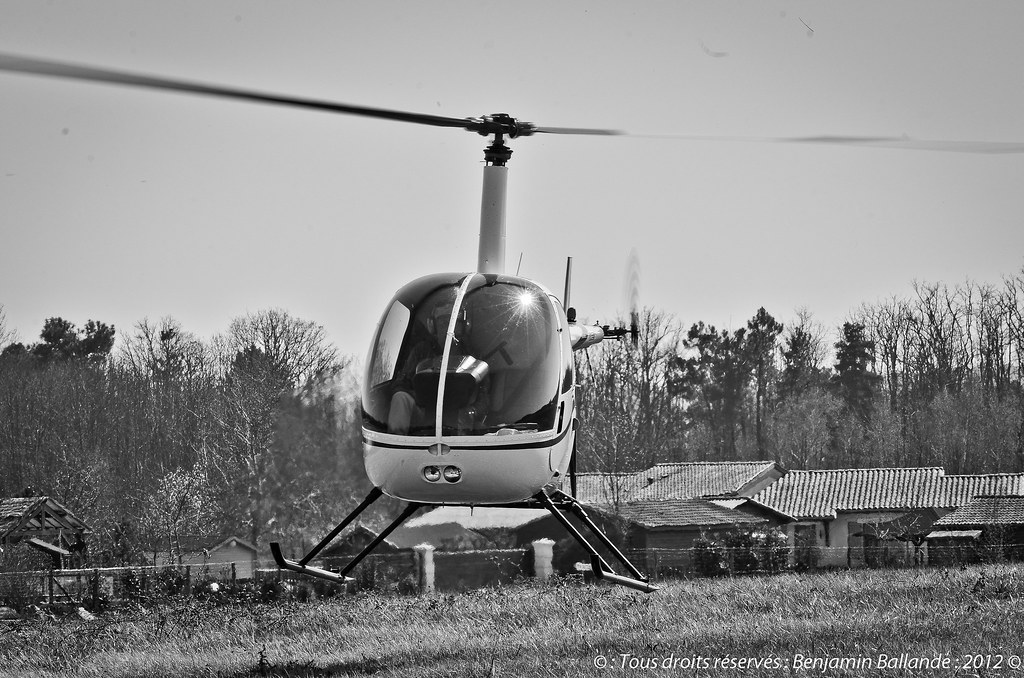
xmin=573 ymin=471 xmax=650 ymax=505
xmin=933 ymin=495 xmax=1024 ymax=528
xmin=634 ymin=461 xmax=785 ymax=501
xmin=599 ymin=499 xmax=767 ymax=530
xmin=926 ymin=529 xmax=983 ymax=540
xmin=575 ymin=461 xmax=784 ymax=505
xmin=321 ymin=523 xmax=492 ymax=556
xmin=386 ymin=523 xmax=493 ymax=549
xmin=147 ymin=535 xmax=256 ymax=555
xmin=405 ymin=506 xmax=552 ymax=531
xmin=0 ymin=496 xmax=92 ymax=542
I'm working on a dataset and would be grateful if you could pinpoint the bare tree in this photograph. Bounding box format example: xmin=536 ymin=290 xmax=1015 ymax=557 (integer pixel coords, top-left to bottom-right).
xmin=141 ymin=463 xmax=216 ymax=564
xmin=0 ymin=304 xmax=16 ymax=350
xmin=218 ymin=309 xmax=344 ymax=385
xmin=119 ymin=316 xmax=210 ymax=383
xmin=576 ymin=308 xmax=684 ymax=477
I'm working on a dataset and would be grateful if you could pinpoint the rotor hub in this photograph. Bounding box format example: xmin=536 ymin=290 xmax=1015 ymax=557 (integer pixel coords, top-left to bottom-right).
xmin=468 ymin=113 xmax=537 ymax=138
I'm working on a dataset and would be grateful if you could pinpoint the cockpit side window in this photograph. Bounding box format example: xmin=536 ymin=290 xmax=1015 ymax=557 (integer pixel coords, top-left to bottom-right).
xmin=365 ymin=300 xmax=411 ymax=391
xmin=363 ymin=283 xmax=462 ymax=435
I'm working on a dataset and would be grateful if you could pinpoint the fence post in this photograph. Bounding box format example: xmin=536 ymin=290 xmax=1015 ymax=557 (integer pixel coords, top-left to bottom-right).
xmin=47 ymin=570 xmax=54 ymax=605
xmin=184 ymin=566 xmax=192 ymax=597
xmin=414 ymin=544 xmax=435 ymax=594
xmin=231 ymin=562 xmax=236 ymax=583
xmin=92 ymin=569 xmax=99 ymax=608
xmin=532 ymin=539 xmax=555 ymax=582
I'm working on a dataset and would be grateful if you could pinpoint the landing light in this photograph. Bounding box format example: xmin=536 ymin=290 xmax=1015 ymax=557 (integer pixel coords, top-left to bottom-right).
xmin=442 ymin=466 xmax=462 ymax=483
xmin=423 ymin=466 xmax=441 ymax=482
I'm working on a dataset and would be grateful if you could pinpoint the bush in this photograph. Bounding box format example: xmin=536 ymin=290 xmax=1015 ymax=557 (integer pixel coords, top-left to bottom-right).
xmin=693 ymin=537 xmax=727 ymax=576
xmin=759 ymin=530 xmax=789 ymax=573
xmin=794 ymin=529 xmax=821 ymax=571
xmin=724 ymin=531 xmax=761 ymax=573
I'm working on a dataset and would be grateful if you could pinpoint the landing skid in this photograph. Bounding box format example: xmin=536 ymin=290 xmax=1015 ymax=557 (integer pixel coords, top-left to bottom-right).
xmin=270 ymin=486 xmax=657 ymax=593
xmin=270 ymin=487 xmax=425 ymax=585
xmin=530 ymin=489 xmax=658 ymax=593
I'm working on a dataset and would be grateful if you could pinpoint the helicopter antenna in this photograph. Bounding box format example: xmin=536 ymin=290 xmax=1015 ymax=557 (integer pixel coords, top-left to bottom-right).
xmin=563 ymin=256 xmax=573 ymax=309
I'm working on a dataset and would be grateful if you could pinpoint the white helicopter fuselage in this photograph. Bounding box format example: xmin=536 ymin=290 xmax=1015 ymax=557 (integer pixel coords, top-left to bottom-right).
xmin=361 ymin=272 xmax=577 ymax=504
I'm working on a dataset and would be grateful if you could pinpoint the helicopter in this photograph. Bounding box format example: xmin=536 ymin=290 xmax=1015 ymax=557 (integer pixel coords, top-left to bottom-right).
xmin=0 ymin=52 xmax=657 ymax=591
xmin=3 ymin=52 xmax=1023 ymax=593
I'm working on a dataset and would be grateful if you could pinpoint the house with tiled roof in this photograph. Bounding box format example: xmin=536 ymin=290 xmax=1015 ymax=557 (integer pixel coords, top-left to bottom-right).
xmin=753 ymin=469 xmax=1024 ymax=567
xmin=591 ymin=498 xmax=771 ymax=575
xmin=402 ymin=462 xmax=789 ymax=573
xmin=562 ymin=462 xmax=789 ymax=576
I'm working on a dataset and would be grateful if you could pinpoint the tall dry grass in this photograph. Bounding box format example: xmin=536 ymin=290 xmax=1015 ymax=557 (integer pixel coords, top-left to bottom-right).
xmin=1 ymin=565 xmax=1022 ymax=677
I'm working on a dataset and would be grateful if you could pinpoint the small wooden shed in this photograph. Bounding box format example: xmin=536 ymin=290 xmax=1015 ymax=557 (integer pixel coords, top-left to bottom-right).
xmin=0 ymin=496 xmax=92 ymax=569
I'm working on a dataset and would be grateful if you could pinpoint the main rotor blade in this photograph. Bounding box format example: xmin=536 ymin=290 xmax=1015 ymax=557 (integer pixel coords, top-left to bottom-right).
xmin=632 ymin=133 xmax=1024 ymax=154
xmin=0 ymin=52 xmax=475 ymax=131
xmin=4 ymin=53 xmax=1019 ymax=153
xmin=532 ymin=125 xmax=624 ymax=136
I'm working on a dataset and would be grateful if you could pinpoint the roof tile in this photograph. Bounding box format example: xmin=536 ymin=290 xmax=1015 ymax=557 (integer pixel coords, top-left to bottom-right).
xmin=934 ymin=495 xmax=1024 ymax=527
xmin=575 ymin=461 xmax=783 ymax=504
xmin=754 ymin=469 xmax=1024 ymax=520
xmin=601 ymin=498 xmax=767 ymax=529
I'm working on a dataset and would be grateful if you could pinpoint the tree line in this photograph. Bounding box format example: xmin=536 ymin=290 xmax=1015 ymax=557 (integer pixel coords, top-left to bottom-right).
xmin=576 ymin=271 xmax=1024 ymax=480
xmin=0 ymin=309 xmax=377 ymax=568
xmin=2 ymin=269 xmax=1023 ymax=566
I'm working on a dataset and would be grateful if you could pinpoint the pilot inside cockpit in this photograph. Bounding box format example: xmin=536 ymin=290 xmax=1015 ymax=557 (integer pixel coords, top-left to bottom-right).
xmin=387 ymin=297 xmax=490 ymax=435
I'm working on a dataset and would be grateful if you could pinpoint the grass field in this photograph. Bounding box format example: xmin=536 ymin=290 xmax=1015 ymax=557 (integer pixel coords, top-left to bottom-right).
xmin=2 ymin=565 xmax=1023 ymax=677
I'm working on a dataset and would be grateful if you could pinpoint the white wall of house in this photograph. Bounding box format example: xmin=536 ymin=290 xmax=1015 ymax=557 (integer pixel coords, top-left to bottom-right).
xmin=786 ymin=512 xmax=926 ymax=567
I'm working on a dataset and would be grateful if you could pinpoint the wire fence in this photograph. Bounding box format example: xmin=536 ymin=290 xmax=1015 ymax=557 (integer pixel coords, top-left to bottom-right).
xmin=2 ymin=541 xmax=1021 ymax=610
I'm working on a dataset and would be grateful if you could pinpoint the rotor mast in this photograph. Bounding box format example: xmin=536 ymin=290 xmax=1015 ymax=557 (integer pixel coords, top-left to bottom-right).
xmin=478 ymin=122 xmax=514 ymax=275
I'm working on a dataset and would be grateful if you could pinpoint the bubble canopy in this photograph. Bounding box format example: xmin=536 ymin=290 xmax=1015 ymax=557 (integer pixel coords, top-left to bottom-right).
xmin=363 ymin=273 xmax=568 ymax=438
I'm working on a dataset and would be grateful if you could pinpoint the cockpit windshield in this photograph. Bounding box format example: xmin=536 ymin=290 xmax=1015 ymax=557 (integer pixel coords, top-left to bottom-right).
xmin=363 ymin=273 xmax=563 ymax=437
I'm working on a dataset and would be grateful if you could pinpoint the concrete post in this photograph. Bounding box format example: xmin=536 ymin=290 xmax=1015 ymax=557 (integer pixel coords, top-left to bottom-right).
xmin=532 ymin=539 xmax=555 ymax=582
xmin=414 ymin=544 xmax=435 ymax=594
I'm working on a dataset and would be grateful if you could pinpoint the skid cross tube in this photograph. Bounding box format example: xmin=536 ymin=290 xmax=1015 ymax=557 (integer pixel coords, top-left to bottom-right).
xmin=533 ymin=490 xmax=658 ymax=593
xmin=336 ymin=502 xmax=424 ymax=579
xmin=299 ymin=487 xmax=383 ymax=566
xmin=269 ymin=487 xmax=424 ymax=586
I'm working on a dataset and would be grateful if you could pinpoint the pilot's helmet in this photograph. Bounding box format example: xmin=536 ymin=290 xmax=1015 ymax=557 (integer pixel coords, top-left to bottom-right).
xmin=425 ymin=298 xmax=469 ymax=344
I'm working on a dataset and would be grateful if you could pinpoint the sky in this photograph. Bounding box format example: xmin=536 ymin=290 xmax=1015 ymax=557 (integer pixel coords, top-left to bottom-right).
xmin=1 ymin=1 xmax=1022 ymax=363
